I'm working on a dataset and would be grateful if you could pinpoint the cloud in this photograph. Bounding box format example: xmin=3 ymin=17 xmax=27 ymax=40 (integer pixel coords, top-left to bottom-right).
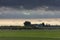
xmin=0 ymin=6 xmax=60 ymax=19
xmin=0 ymin=0 xmax=60 ymax=18
xmin=0 ymin=0 xmax=60 ymax=9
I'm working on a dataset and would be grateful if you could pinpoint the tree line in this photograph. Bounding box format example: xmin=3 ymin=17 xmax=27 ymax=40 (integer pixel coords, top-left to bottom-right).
xmin=0 ymin=21 xmax=60 ymax=30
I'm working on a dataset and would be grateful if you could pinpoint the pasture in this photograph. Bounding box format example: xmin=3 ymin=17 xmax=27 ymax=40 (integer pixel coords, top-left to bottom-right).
xmin=0 ymin=30 xmax=60 ymax=40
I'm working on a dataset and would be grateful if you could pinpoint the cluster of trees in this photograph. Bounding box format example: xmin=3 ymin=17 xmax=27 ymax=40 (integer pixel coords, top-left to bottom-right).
xmin=24 ymin=21 xmax=60 ymax=29
xmin=24 ymin=21 xmax=45 ymax=26
xmin=24 ymin=21 xmax=45 ymax=28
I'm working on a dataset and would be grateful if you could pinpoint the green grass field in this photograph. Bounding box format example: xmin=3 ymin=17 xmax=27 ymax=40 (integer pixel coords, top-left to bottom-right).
xmin=0 ymin=30 xmax=60 ymax=40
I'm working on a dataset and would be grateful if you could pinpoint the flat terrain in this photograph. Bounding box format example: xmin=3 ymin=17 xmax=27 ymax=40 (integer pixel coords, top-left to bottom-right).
xmin=0 ymin=30 xmax=60 ymax=40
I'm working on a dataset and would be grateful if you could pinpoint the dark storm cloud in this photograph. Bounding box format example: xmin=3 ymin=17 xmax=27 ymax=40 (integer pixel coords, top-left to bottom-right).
xmin=0 ymin=0 xmax=60 ymax=9
xmin=0 ymin=0 xmax=60 ymax=19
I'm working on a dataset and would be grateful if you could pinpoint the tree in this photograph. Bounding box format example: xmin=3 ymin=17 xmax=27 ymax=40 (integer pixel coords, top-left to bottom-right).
xmin=41 ymin=22 xmax=45 ymax=26
xmin=24 ymin=21 xmax=31 ymax=26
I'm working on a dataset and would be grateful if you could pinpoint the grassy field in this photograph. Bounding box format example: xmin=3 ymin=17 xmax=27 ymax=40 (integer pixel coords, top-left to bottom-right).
xmin=0 ymin=30 xmax=60 ymax=40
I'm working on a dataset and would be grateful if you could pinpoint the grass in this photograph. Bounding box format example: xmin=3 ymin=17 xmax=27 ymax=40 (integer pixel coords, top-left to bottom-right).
xmin=0 ymin=30 xmax=60 ymax=40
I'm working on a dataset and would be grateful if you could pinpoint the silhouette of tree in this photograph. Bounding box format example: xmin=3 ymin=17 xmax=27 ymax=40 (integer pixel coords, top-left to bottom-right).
xmin=24 ymin=21 xmax=31 ymax=26
xmin=41 ymin=22 xmax=45 ymax=26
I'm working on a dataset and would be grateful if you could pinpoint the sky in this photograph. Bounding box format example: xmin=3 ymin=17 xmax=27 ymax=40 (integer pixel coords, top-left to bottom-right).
xmin=0 ymin=0 xmax=60 ymax=19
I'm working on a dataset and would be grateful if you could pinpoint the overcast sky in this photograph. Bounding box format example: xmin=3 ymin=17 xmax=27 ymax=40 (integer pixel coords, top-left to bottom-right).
xmin=0 ymin=0 xmax=60 ymax=19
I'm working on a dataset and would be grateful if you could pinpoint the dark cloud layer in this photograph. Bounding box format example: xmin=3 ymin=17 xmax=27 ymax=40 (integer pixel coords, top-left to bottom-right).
xmin=0 ymin=0 xmax=60 ymax=9
xmin=0 ymin=0 xmax=60 ymax=19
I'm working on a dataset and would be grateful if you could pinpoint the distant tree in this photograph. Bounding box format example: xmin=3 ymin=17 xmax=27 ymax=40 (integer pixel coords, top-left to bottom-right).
xmin=41 ymin=22 xmax=45 ymax=26
xmin=24 ymin=21 xmax=31 ymax=26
